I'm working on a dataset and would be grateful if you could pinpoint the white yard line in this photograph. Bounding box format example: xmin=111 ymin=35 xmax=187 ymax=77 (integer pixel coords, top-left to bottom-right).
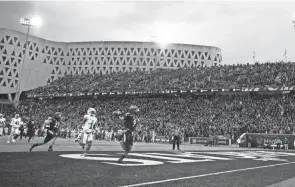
xmin=119 ymin=161 xmax=295 ymax=187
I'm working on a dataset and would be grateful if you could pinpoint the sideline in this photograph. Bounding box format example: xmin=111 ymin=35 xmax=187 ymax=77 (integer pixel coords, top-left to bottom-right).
xmin=119 ymin=161 xmax=295 ymax=187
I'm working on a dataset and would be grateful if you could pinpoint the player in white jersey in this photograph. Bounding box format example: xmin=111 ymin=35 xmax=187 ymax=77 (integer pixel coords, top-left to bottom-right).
xmin=13 ymin=120 xmax=25 ymax=141
xmin=74 ymin=108 xmax=96 ymax=143
xmin=77 ymin=108 xmax=97 ymax=156
xmin=7 ymin=114 xmax=22 ymax=143
xmin=0 ymin=114 xmax=6 ymax=136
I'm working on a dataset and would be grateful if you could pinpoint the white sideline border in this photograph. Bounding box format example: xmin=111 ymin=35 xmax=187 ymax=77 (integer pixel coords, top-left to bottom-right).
xmin=119 ymin=161 xmax=295 ymax=187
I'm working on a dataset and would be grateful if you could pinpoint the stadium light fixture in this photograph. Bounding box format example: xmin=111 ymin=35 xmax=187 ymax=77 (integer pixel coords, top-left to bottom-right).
xmin=20 ymin=17 xmax=42 ymax=27
xmin=157 ymin=41 xmax=169 ymax=49
xmin=15 ymin=17 xmax=42 ymax=107
xmin=152 ymin=36 xmax=170 ymax=71
xmin=151 ymin=35 xmax=170 ymax=48
xmin=30 ymin=17 xmax=43 ymax=27
xmin=155 ymin=38 xmax=169 ymax=49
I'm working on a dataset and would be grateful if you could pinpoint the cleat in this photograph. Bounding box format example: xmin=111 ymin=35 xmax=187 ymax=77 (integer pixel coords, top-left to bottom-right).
xmin=7 ymin=141 xmax=10 ymax=144
xmin=30 ymin=144 xmax=36 ymax=152
xmin=81 ymin=153 xmax=86 ymax=157
xmin=118 ymin=155 xmax=125 ymax=163
xmin=12 ymin=139 xmax=16 ymax=143
xmin=48 ymin=146 xmax=53 ymax=152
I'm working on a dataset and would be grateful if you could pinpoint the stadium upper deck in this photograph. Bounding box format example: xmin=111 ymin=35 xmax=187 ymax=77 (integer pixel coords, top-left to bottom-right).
xmin=0 ymin=28 xmax=222 ymax=94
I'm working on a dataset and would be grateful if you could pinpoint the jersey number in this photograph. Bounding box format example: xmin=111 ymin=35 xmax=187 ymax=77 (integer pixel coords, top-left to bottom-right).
xmin=54 ymin=122 xmax=60 ymax=129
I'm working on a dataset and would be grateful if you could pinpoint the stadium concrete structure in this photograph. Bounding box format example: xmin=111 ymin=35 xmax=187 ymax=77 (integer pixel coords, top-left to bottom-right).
xmin=0 ymin=28 xmax=222 ymax=96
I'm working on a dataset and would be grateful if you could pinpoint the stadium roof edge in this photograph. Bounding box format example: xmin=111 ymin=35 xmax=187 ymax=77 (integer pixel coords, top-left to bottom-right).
xmin=0 ymin=28 xmax=221 ymax=51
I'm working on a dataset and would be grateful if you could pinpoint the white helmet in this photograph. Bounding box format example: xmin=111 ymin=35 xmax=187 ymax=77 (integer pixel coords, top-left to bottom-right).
xmin=129 ymin=105 xmax=139 ymax=113
xmin=87 ymin=108 xmax=96 ymax=116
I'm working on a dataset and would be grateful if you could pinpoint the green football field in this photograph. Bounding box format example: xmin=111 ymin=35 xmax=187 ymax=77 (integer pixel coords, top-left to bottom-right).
xmin=0 ymin=136 xmax=295 ymax=187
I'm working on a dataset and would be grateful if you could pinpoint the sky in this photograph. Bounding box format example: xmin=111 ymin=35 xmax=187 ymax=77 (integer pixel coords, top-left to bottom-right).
xmin=0 ymin=0 xmax=295 ymax=65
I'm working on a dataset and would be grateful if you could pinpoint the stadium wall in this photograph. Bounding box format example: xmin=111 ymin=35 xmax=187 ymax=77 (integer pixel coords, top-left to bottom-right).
xmin=0 ymin=28 xmax=222 ymax=94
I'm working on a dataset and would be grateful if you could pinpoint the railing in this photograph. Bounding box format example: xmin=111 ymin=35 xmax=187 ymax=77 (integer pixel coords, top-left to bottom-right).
xmin=26 ymin=86 xmax=295 ymax=99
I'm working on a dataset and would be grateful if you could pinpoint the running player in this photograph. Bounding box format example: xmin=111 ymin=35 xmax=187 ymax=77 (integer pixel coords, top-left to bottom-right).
xmin=74 ymin=107 xmax=96 ymax=143
xmin=45 ymin=116 xmax=60 ymax=151
xmin=77 ymin=108 xmax=97 ymax=156
xmin=12 ymin=120 xmax=25 ymax=141
xmin=7 ymin=114 xmax=21 ymax=143
xmin=116 ymin=105 xmax=140 ymax=163
xmin=0 ymin=114 xmax=6 ymax=136
xmin=26 ymin=118 xmax=36 ymax=142
xmin=29 ymin=112 xmax=62 ymax=152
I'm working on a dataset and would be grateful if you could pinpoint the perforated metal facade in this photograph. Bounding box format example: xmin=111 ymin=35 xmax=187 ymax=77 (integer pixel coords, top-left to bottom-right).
xmin=0 ymin=28 xmax=222 ymax=94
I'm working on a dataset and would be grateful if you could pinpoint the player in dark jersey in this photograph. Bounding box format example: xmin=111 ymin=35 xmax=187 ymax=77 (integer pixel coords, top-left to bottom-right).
xmin=26 ymin=118 xmax=36 ymax=142
xmin=116 ymin=105 xmax=140 ymax=163
xmin=29 ymin=112 xmax=62 ymax=152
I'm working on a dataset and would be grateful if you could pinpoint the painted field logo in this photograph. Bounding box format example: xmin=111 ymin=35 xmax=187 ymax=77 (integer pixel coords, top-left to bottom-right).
xmin=60 ymin=153 xmax=164 ymax=166
xmin=60 ymin=151 xmax=295 ymax=166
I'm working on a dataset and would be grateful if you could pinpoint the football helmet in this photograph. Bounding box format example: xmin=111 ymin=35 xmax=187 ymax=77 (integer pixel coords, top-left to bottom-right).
xmin=129 ymin=105 xmax=139 ymax=113
xmin=87 ymin=108 xmax=96 ymax=116
xmin=53 ymin=112 xmax=62 ymax=121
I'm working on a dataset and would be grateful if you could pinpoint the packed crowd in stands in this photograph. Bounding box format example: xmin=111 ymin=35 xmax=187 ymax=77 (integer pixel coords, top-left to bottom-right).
xmin=1 ymin=93 xmax=294 ymax=142
xmin=1 ymin=61 xmax=295 ymax=142
xmin=28 ymin=61 xmax=295 ymax=95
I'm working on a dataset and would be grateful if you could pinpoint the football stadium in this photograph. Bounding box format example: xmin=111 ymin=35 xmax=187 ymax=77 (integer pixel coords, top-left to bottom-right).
xmin=1 ymin=1 xmax=295 ymax=187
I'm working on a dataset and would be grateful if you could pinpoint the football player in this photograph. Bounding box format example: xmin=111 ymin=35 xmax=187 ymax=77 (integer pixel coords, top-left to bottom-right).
xmin=78 ymin=108 xmax=97 ymax=156
xmin=29 ymin=112 xmax=62 ymax=152
xmin=74 ymin=107 xmax=96 ymax=143
xmin=12 ymin=120 xmax=25 ymax=141
xmin=26 ymin=118 xmax=36 ymax=142
xmin=116 ymin=105 xmax=140 ymax=163
xmin=0 ymin=114 xmax=6 ymax=136
xmin=7 ymin=114 xmax=21 ymax=143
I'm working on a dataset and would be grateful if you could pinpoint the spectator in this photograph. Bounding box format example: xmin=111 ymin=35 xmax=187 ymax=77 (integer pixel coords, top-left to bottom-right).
xmin=248 ymin=135 xmax=252 ymax=149
xmin=284 ymin=137 xmax=289 ymax=150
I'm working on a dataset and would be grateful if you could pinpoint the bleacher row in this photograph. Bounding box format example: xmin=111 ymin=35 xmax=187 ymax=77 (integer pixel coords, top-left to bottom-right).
xmin=28 ymin=61 xmax=294 ymax=95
